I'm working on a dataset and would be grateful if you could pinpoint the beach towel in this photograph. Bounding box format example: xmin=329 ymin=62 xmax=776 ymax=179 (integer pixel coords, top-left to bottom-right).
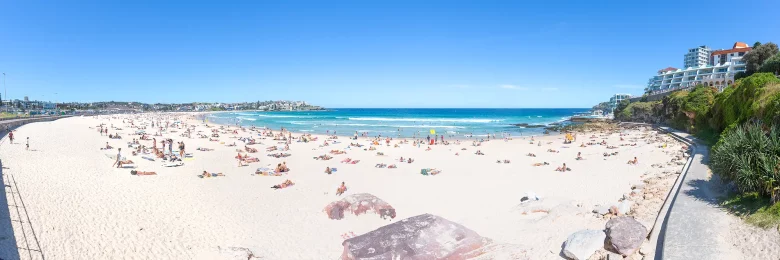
xmin=198 ymin=173 xmax=225 ymax=178
xmin=120 ymin=163 xmax=137 ymax=169
xmin=421 ymin=169 xmax=429 ymax=176
xmin=162 ymin=161 xmax=184 ymax=167
xmin=142 ymin=156 xmax=155 ymax=161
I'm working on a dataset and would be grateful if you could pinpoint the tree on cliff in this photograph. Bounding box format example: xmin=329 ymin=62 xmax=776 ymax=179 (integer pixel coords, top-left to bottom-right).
xmin=759 ymin=53 xmax=780 ymax=75
xmin=613 ymin=100 xmax=629 ymax=115
xmin=745 ymin=42 xmax=779 ymax=74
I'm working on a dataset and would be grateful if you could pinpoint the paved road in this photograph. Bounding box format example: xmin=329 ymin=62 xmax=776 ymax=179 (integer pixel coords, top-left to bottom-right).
xmin=658 ymin=128 xmax=741 ymax=260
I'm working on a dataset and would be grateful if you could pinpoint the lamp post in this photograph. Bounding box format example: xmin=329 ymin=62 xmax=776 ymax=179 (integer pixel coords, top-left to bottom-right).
xmin=2 ymin=72 xmax=5 ymax=113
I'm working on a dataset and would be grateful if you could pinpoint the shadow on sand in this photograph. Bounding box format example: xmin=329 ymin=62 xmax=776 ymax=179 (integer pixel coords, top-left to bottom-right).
xmin=0 ymin=159 xmax=21 ymax=260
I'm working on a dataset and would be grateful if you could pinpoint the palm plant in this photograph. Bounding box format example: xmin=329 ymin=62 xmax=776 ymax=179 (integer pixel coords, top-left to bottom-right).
xmin=712 ymin=122 xmax=780 ymax=201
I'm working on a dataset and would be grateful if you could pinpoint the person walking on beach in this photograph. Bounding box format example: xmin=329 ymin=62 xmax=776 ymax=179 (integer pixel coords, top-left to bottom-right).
xmin=8 ymin=131 xmax=13 ymax=144
xmin=26 ymin=137 xmax=30 ymax=150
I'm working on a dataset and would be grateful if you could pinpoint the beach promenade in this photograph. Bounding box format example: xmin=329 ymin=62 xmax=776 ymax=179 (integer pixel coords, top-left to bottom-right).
xmin=657 ymin=128 xmax=780 ymax=260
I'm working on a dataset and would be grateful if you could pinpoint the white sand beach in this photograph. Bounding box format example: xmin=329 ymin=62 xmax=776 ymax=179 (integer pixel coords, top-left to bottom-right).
xmin=0 ymin=114 xmax=690 ymax=259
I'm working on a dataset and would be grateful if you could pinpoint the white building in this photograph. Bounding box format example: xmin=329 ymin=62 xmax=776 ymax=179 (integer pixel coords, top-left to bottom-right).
xmin=609 ymin=93 xmax=632 ymax=112
xmin=684 ymin=45 xmax=711 ymax=68
xmin=647 ymin=42 xmax=751 ymax=93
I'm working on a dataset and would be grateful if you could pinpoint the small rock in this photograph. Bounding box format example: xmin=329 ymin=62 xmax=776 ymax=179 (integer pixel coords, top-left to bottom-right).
xmin=607 ymin=252 xmax=624 ymax=260
xmin=605 ymin=217 xmax=648 ymax=256
xmin=520 ymin=191 xmax=541 ymax=203
xmin=639 ymin=243 xmax=650 ymax=255
xmin=593 ymin=205 xmax=610 ymax=215
xmin=616 ymin=201 xmax=633 ymax=215
xmin=562 ymin=229 xmax=606 ymax=260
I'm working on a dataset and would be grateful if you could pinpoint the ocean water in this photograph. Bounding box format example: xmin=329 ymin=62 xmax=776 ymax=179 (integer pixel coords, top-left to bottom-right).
xmin=206 ymin=108 xmax=587 ymax=138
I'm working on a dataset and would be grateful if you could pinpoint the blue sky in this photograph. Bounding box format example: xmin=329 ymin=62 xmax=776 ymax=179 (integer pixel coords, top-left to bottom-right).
xmin=1 ymin=0 xmax=779 ymax=108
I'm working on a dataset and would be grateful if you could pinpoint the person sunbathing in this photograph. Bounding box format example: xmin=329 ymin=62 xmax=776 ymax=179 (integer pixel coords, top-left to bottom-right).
xmin=388 ymin=164 xmax=397 ymax=169
xmin=627 ymin=157 xmax=638 ymax=165
xmin=532 ymin=162 xmax=550 ymax=166
xmin=375 ymin=163 xmax=387 ymax=168
xmin=407 ymin=158 xmax=414 ymax=163
xmin=580 ymin=143 xmax=586 ymax=147
xmin=325 ymin=167 xmax=332 ymax=175
xmin=103 ymin=142 xmax=113 ymax=150
xmin=555 ymin=163 xmax=571 ymax=172
xmin=526 ymin=153 xmax=536 ymax=157
xmin=131 ymin=170 xmax=157 ymax=176
xmin=117 ymin=160 xmax=134 ymax=168
xmin=475 ymin=150 xmax=484 ymax=155
xmin=503 ymin=160 xmax=511 ymax=164
xmin=341 ymin=158 xmax=352 ymax=163
xmin=245 ymin=146 xmax=258 ymax=153
xmin=425 ymin=146 xmax=432 ymax=151
xmin=271 ymin=179 xmax=294 ymax=189
xmin=336 ymin=182 xmax=347 ymax=195
xmin=547 ymin=149 xmax=559 ymax=153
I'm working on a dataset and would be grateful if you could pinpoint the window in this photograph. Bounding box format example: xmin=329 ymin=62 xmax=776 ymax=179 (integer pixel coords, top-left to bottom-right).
xmin=739 ymin=52 xmax=745 ymax=56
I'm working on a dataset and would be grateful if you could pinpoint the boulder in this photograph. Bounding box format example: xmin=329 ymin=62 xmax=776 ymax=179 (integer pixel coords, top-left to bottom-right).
xmin=605 ymin=217 xmax=648 ymax=256
xmin=340 ymin=214 xmax=491 ymax=260
xmin=324 ymin=193 xmax=396 ymax=220
xmin=562 ymin=229 xmax=606 ymax=260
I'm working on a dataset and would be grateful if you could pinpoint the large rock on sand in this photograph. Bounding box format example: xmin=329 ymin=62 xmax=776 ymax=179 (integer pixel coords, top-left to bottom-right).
xmin=324 ymin=193 xmax=396 ymax=220
xmin=605 ymin=217 xmax=648 ymax=256
xmin=562 ymin=229 xmax=606 ymax=260
xmin=341 ymin=214 xmax=490 ymax=260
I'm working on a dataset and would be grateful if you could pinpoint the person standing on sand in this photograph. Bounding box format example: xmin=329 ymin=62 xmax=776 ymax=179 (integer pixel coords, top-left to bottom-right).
xmin=26 ymin=137 xmax=30 ymax=150
xmin=8 ymin=131 xmax=13 ymax=144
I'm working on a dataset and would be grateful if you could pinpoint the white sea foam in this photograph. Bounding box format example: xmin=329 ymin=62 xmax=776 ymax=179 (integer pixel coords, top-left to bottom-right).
xmin=348 ymin=117 xmax=500 ymax=123
xmin=327 ymin=123 xmax=370 ymax=127
xmin=396 ymin=125 xmax=465 ymax=129
xmin=255 ymin=114 xmax=316 ymax=118
xmin=237 ymin=117 xmax=257 ymax=121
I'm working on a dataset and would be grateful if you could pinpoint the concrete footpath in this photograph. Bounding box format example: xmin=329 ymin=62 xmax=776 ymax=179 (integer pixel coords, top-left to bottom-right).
xmin=656 ymin=128 xmax=741 ymax=260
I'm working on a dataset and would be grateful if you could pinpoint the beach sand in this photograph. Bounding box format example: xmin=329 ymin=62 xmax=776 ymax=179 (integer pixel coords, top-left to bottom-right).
xmin=0 ymin=114 xmax=690 ymax=259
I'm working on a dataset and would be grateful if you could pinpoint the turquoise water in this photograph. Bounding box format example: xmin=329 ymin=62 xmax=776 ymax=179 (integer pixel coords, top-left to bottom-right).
xmin=206 ymin=108 xmax=587 ymax=138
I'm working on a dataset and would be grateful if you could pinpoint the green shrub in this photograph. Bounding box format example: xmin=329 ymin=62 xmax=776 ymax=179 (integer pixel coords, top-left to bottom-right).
xmin=711 ymin=122 xmax=780 ymax=196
